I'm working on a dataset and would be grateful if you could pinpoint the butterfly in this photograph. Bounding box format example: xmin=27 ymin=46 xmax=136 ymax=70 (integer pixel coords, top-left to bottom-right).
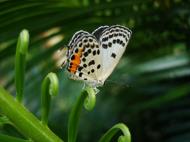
xmin=62 ymin=25 xmax=132 ymax=89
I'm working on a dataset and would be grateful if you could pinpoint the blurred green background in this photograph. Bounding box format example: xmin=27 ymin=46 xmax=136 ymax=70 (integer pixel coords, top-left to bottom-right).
xmin=0 ymin=0 xmax=190 ymax=142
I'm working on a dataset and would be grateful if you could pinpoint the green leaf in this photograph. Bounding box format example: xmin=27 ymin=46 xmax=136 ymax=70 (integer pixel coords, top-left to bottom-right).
xmin=0 ymin=86 xmax=63 ymax=142
xmin=41 ymin=72 xmax=59 ymax=125
xmin=68 ymin=86 xmax=96 ymax=142
xmin=98 ymin=123 xmax=131 ymax=142
xmin=0 ymin=134 xmax=30 ymax=142
xmin=15 ymin=29 xmax=29 ymax=103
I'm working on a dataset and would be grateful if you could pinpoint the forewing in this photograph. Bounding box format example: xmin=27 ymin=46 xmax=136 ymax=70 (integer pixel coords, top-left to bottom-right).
xmin=98 ymin=25 xmax=132 ymax=81
xmin=67 ymin=30 xmax=89 ymax=57
xmin=67 ymin=35 xmax=101 ymax=83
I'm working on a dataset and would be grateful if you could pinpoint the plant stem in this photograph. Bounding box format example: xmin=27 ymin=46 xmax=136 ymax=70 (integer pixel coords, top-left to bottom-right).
xmin=0 ymin=86 xmax=63 ymax=142
xmin=98 ymin=123 xmax=131 ymax=142
xmin=15 ymin=29 xmax=29 ymax=103
xmin=68 ymin=86 xmax=96 ymax=142
xmin=41 ymin=72 xmax=59 ymax=125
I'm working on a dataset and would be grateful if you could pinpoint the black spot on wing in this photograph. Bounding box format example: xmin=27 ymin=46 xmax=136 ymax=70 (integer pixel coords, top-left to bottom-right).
xmin=79 ymin=42 xmax=82 ymax=47
xmin=89 ymin=38 xmax=93 ymax=42
xmin=102 ymin=44 xmax=108 ymax=49
xmin=117 ymin=39 xmax=120 ymax=44
xmin=93 ymin=50 xmax=96 ymax=55
xmin=83 ymin=39 xmax=88 ymax=43
xmin=79 ymin=72 xmax=83 ymax=77
xmin=84 ymin=52 xmax=88 ymax=57
xmin=102 ymin=37 xmax=108 ymax=42
xmin=111 ymin=53 xmax=116 ymax=58
xmin=108 ymin=42 xmax=112 ymax=47
xmin=75 ymin=48 xmax=78 ymax=53
xmin=114 ymin=33 xmax=118 ymax=37
xmin=91 ymin=69 xmax=95 ymax=73
xmin=87 ymin=49 xmax=91 ymax=53
xmin=97 ymin=49 xmax=100 ymax=55
xmin=88 ymin=60 xmax=95 ymax=66
xmin=71 ymin=55 xmax=75 ymax=60
xmin=113 ymin=39 xmax=116 ymax=44
xmin=78 ymin=66 xmax=83 ymax=71
xmin=119 ymin=40 xmax=123 ymax=45
xmin=91 ymin=43 xmax=95 ymax=48
xmin=109 ymin=34 xmax=113 ymax=38
xmin=86 ymin=43 xmax=90 ymax=48
xmin=97 ymin=64 xmax=101 ymax=69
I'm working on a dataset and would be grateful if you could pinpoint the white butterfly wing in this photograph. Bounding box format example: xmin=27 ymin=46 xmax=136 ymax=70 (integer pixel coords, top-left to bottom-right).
xmin=67 ymin=34 xmax=102 ymax=86
xmin=67 ymin=30 xmax=90 ymax=57
xmin=98 ymin=25 xmax=132 ymax=82
xmin=66 ymin=25 xmax=132 ymax=87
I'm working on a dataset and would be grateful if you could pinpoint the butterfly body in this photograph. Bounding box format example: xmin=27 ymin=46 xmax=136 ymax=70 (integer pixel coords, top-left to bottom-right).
xmin=64 ymin=25 xmax=132 ymax=88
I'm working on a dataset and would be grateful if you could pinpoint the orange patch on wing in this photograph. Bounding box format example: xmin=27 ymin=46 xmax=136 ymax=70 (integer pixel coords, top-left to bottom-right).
xmin=69 ymin=49 xmax=83 ymax=73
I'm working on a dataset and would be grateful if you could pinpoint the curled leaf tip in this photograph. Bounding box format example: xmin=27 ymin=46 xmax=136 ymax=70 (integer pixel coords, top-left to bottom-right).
xmin=68 ymin=85 xmax=97 ymax=142
xmin=47 ymin=72 xmax=59 ymax=97
xmin=41 ymin=72 xmax=59 ymax=125
xmin=98 ymin=123 xmax=131 ymax=142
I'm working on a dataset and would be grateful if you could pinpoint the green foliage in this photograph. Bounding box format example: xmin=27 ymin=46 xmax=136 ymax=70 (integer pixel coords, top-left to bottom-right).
xmin=0 ymin=86 xmax=63 ymax=142
xmin=41 ymin=72 xmax=59 ymax=125
xmin=0 ymin=0 xmax=190 ymax=142
xmin=15 ymin=29 xmax=29 ymax=102
xmin=68 ymin=86 xmax=96 ymax=142
xmin=0 ymin=29 xmax=131 ymax=142
xmin=0 ymin=134 xmax=30 ymax=142
xmin=99 ymin=123 xmax=131 ymax=142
